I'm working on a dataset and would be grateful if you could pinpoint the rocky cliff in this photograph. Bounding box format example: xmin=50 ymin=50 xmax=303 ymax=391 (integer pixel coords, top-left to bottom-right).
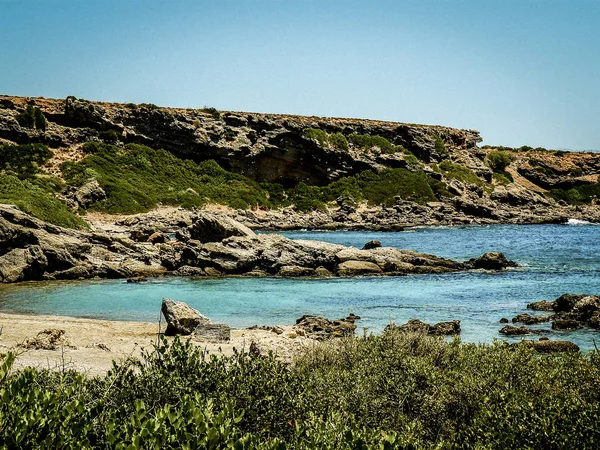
xmin=1 ymin=94 xmax=600 ymax=226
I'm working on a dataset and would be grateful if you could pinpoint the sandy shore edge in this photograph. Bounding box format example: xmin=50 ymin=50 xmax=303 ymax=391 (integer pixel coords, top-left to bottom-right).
xmin=0 ymin=312 xmax=312 ymax=376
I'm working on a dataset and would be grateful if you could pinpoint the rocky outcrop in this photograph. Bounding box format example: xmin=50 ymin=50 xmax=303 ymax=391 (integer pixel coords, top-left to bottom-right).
xmin=193 ymin=323 xmax=231 ymax=342
xmin=295 ymin=314 xmax=360 ymax=340
xmin=499 ymin=325 xmax=537 ymax=336
xmin=386 ymin=319 xmax=461 ymax=336
xmin=530 ymin=339 xmax=580 ymax=353
xmin=66 ymin=178 xmax=106 ymax=209
xmin=0 ymin=204 xmax=518 ymax=283
xmin=511 ymin=313 xmax=552 ymax=325
xmin=161 ymin=298 xmax=210 ymax=336
xmin=468 ymin=252 xmax=519 ymax=270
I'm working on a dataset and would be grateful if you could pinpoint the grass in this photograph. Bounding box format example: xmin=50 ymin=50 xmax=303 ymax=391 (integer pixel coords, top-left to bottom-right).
xmin=1 ymin=332 xmax=599 ymax=448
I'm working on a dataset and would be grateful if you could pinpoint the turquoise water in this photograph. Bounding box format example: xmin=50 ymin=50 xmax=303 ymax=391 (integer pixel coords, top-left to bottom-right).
xmin=1 ymin=223 xmax=599 ymax=349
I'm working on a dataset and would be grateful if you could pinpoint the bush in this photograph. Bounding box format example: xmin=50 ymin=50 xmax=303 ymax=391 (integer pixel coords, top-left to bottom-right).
xmin=303 ymin=128 xmax=329 ymax=148
xmin=0 ymin=143 xmax=53 ymax=178
xmin=61 ymin=142 xmax=273 ymax=214
xmin=434 ymin=136 xmax=448 ymax=157
xmin=98 ymin=129 xmax=119 ymax=143
xmin=348 ymin=133 xmax=406 ymax=154
xmin=16 ymin=105 xmax=47 ymax=131
xmin=487 ymin=150 xmax=515 ymax=171
xmin=2 ymin=333 xmax=600 ymax=448
xmin=201 ymin=106 xmax=221 ymax=119
xmin=0 ymin=174 xmax=87 ymax=228
xmin=439 ymin=160 xmax=484 ymax=186
xmin=328 ymin=132 xmax=348 ymax=151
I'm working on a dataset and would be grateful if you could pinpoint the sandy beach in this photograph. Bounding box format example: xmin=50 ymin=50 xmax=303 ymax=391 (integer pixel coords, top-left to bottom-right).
xmin=0 ymin=312 xmax=312 ymax=376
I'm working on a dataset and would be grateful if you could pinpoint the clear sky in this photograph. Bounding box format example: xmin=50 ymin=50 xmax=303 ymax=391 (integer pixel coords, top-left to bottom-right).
xmin=1 ymin=0 xmax=599 ymax=150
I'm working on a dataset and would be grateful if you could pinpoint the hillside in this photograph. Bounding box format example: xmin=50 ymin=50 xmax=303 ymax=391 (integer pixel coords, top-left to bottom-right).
xmin=1 ymin=94 xmax=599 ymax=228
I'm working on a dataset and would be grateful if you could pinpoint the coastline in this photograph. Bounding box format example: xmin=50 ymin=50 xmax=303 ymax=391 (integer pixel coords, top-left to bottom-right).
xmin=0 ymin=312 xmax=311 ymax=376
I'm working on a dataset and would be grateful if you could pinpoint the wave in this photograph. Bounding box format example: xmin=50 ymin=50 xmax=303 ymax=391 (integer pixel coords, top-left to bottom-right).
xmin=567 ymin=218 xmax=593 ymax=225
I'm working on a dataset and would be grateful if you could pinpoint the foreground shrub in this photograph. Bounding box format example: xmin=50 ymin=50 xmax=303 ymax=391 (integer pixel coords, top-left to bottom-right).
xmin=2 ymin=333 xmax=599 ymax=448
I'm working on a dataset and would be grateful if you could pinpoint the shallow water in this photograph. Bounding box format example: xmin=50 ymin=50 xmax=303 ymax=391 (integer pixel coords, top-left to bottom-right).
xmin=1 ymin=223 xmax=599 ymax=350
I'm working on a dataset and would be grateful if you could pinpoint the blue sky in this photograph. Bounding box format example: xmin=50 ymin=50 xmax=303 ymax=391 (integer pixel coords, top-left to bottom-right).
xmin=1 ymin=0 xmax=599 ymax=150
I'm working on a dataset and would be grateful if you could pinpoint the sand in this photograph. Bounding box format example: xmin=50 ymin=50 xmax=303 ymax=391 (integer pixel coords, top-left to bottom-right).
xmin=0 ymin=313 xmax=313 ymax=377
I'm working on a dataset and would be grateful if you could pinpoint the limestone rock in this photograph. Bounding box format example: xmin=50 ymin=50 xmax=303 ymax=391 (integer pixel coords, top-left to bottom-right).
xmin=469 ymin=252 xmax=518 ymax=270
xmin=161 ymin=298 xmax=210 ymax=336
xmin=337 ymin=260 xmax=383 ymax=276
xmin=193 ymin=323 xmax=230 ymax=342
xmin=189 ymin=212 xmax=255 ymax=243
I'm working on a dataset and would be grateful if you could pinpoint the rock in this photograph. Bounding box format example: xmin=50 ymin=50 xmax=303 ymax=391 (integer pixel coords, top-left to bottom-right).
xmin=337 ymin=260 xmax=383 ymax=276
xmin=147 ymin=232 xmax=169 ymax=244
xmin=553 ymin=294 xmax=589 ymax=312
xmin=277 ymin=265 xmax=316 ymax=277
xmin=387 ymin=318 xmax=461 ymax=336
xmin=499 ymin=318 xmax=509 ymax=323
xmin=468 ymin=252 xmax=518 ymax=270
xmin=271 ymin=326 xmax=284 ymax=335
xmin=161 ymin=298 xmax=210 ymax=336
xmin=189 ymin=212 xmax=255 ymax=243
xmin=0 ymin=245 xmax=48 ymax=282
xmin=511 ymin=313 xmax=552 ymax=325
xmin=174 ymin=265 xmax=206 ymax=277
xmin=430 ymin=320 xmax=461 ymax=335
xmin=70 ymin=178 xmax=106 ymax=208
xmin=362 ymin=240 xmax=382 ymax=250
xmin=249 ymin=341 xmax=260 ymax=356
xmin=526 ymin=300 xmax=555 ymax=311
xmin=314 ymin=266 xmax=333 ymax=277
xmin=193 ymin=323 xmax=230 ymax=342
xmin=532 ymin=340 xmax=580 ymax=353
xmin=19 ymin=329 xmax=75 ymax=350
xmin=204 ymin=267 xmax=222 ymax=277
xmin=551 ymin=319 xmax=582 ymax=331
xmin=126 ymin=276 xmax=147 ymax=283
xmin=295 ymin=314 xmax=358 ymax=340
xmin=499 ymin=325 xmax=534 ymax=336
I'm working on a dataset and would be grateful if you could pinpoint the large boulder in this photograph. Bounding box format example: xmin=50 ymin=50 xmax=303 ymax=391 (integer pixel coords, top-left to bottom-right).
xmin=70 ymin=178 xmax=106 ymax=208
xmin=531 ymin=339 xmax=580 ymax=353
xmin=189 ymin=212 xmax=255 ymax=243
xmin=295 ymin=314 xmax=358 ymax=340
xmin=469 ymin=252 xmax=518 ymax=270
xmin=337 ymin=260 xmax=383 ymax=276
xmin=161 ymin=298 xmax=210 ymax=336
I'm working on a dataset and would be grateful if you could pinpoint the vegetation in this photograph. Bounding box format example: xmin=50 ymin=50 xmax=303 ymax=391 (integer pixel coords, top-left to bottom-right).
xmin=549 ymin=183 xmax=600 ymax=205
xmin=201 ymin=106 xmax=221 ymax=119
xmin=486 ymin=150 xmax=515 ymax=171
xmin=303 ymin=128 xmax=348 ymax=152
xmin=98 ymin=129 xmax=120 ymax=143
xmin=434 ymin=136 xmax=448 ymax=157
xmin=0 ymin=143 xmax=52 ymax=178
xmin=438 ymin=160 xmax=484 ymax=186
xmin=61 ymin=143 xmax=273 ymax=214
xmin=0 ymin=174 xmax=87 ymax=228
xmin=16 ymin=104 xmax=47 ymax=131
xmin=2 ymin=332 xmax=599 ymax=448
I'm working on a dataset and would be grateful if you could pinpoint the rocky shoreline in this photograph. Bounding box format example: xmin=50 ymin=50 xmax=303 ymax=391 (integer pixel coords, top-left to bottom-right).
xmin=0 ymin=203 xmax=518 ymax=284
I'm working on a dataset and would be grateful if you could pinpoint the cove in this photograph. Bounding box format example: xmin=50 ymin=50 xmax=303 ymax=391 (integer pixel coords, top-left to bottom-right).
xmin=1 ymin=223 xmax=599 ymax=350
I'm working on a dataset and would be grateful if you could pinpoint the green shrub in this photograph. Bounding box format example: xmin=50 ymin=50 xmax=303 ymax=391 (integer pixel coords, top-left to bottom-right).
xmin=33 ymin=107 xmax=47 ymax=131
xmin=434 ymin=136 xmax=448 ymax=157
xmin=0 ymin=174 xmax=87 ymax=228
xmin=125 ymin=102 xmax=138 ymax=109
xmin=328 ymin=132 xmax=348 ymax=151
xmin=439 ymin=160 xmax=484 ymax=186
xmin=0 ymin=143 xmax=53 ymax=178
xmin=303 ymin=128 xmax=329 ymax=148
xmin=493 ymin=171 xmax=513 ymax=185
xmin=98 ymin=129 xmax=119 ymax=143
xmin=201 ymin=106 xmax=221 ymax=119
xmin=348 ymin=133 xmax=406 ymax=154
xmin=549 ymin=183 xmax=600 ymax=205
xmin=139 ymin=103 xmax=159 ymax=110
xmin=2 ymin=333 xmax=600 ymax=448
xmin=487 ymin=150 xmax=515 ymax=171
xmin=17 ymin=105 xmax=48 ymax=131
xmin=61 ymin=142 xmax=273 ymax=214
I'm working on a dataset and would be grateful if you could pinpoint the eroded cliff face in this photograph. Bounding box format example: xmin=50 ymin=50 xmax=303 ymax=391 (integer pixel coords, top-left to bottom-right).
xmin=1 ymin=94 xmax=600 ymax=226
xmin=0 ymin=95 xmax=482 ymax=186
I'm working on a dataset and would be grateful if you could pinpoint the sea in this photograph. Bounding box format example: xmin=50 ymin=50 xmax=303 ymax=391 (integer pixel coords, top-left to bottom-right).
xmin=1 ymin=221 xmax=599 ymax=350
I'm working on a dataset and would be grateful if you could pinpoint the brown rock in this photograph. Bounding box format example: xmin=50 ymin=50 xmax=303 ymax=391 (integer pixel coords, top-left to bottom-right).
xmin=499 ymin=325 xmax=534 ymax=336
xmin=551 ymin=319 xmax=582 ymax=331
xmin=337 ymin=260 xmax=383 ymax=276
xmin=512 ymin=313 xmax=552 ymax=325
xmin=469 ymin=252 xmax=518 ymax=270
xmin=532 ymin=340 xmax=580 ymax=353
xmin=161 ymin=298 xmax=210 ymax=336
xmin=193 ymin=323 xmax=230 ymax=342
xmin=526 ymin=300 xmax=555 ymax=311
xmin=277 ymin=265 xmax=316 ymax=277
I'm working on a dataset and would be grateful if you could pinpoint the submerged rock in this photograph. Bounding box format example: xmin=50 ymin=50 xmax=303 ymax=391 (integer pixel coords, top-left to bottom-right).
xmin=161 ymin=298 xmax=210 ymax=336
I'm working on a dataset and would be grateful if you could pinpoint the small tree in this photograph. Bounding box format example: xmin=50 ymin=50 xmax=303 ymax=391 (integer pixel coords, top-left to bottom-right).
xmin=487 ymin=150 xmax=515 ymax=171
xmin=33 ymin=107 xmax=47 ymax=131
